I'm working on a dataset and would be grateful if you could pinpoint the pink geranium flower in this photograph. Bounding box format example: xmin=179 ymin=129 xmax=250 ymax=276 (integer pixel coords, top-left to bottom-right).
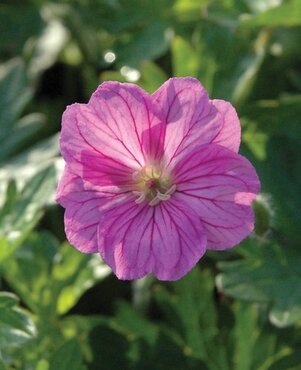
xmin=56 ymin=77 xmax=260 ymax=280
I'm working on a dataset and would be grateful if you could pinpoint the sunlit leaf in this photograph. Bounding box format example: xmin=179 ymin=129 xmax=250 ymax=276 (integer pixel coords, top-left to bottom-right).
xmin=2 ymin=232 xmax=110 ymax=317
xmin=1 ymin=232 xmax=57 ymax=315
xmin=0 ymin=166 xmax=56 ymax=261
xmin=242 ymin=119 xmax=268 ymax=160
xmin=139 ymin=62 xmax=167 ymax=93
xmin=171 ymin=36 xmax=199 ymax=77
xmin=35 ymin=359 xmax=49 ymax=370
xmin=0 ymin=134 xmax=61 ymax=196
xmin=0 ymin=58 xmax=48 ymax=175
xmin=100 ymin=71 xmax=126 ymax=83
xmin=0 ymin=292 xmax=36 ymax=350
xmin=231 ymin=30 xmax=269 ymax=107
xmin=54 ymin=242 xmax=111 ymax=315
xmin=242 ymin=0 xmax=301 ymax=27
xmin=173 ymin=0 xmax=212 ymax=22
xmin=28 ymin=4 xmax=69 ymax=80
xmin=217 ymin=241 xmax=301 ymax=327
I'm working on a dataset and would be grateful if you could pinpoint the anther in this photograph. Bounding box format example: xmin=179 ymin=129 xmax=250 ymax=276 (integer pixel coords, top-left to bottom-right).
xmin=148 ymin=197 xmax=161 ymax=206
xmin=165 ymin=184 xmax=177 ymax=195
xmin=132 ymin=168 xmax=176 ymax=206
xmin=156 ymin=192 xmax=171 ymax=201
xmin=135 ymin=193 xmax=146 ymax=204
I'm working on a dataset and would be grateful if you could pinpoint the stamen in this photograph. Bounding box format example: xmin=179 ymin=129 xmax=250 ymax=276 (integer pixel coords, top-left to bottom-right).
xmin=132 ymin=168 xmax=176 ymax=206
xmin=135 ymin=193 xmax=146 ymax=204
xmin=165 ymin=184 xmax=177 ymax=195
xmin=156 ymin=192 xmax=171 ymax=201
xmin=149 ymin=196 xmax=161 ymax=206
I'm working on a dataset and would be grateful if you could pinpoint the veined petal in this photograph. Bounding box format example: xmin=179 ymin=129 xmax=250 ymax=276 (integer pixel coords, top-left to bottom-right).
xmin=153 ymin=199 xmax=207 ymax=280
xmin=60 ymin=103 xmax=136 ymax=187
xmin=210 ymin=99 xmax=241 ymax=152
xmin=89 ymin=81 xmax=165 ymax=163
xmin=97 ymin=198 xmax=207 ymax=281
xmin=152 ymin=77 xmax=222 ymax=167
xmin=173 ymin=143 xmax=260 ymax=250
xmin=56 ymin=166 xmax=131 ymax=253
xmin=60 ymin=82 xmax=166 ymax=186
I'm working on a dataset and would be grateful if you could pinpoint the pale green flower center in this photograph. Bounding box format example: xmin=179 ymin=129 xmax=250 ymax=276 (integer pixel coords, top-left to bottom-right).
xmin=132 ymin=166 xmax=176 ymax=206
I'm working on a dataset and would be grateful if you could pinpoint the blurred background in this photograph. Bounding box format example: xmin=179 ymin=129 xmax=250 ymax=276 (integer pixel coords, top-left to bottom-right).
xmin=1 ymin=0 xmax=301 ymax=369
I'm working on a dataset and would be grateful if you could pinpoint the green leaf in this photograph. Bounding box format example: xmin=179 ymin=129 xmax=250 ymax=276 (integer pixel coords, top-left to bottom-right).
xmin=231 ymin=30 xmax=269 ymax=107
xmin=0 ymin=59 xmax=32 ymax=139
xmin=217 ymin=241 xmax=301 ymax=327
xmin=252 ymin=195 xmax=273 ymax=237
xmin=268 ymin=350 xmax=301 ymax=370
xmin=242 ymin=0 xmax=301 ymax=27
xmin=100 ymin=71 xmax=127 ymax=83
xmin=0 ymin=113 xmax=45 ymax=162
xmin=0 ymin=166 xmax=57 ymax=260
xmin=88 ymin=322 xmax=132 ymax=370
xmin=28 ymin=5 xmax=69 ymax=80
xmin=0 ymin=292 xmax=36 ymax=350
xmin=0 ymin=4 xmax=43 ymax=58
xmin=54 ymin=242 xmax=111 ymax=315
xmin=49 ymin=339 xmax=86 ymax=370
xmin=242 ymin=97 xmax=301 ymax=241
xmin=242 ymin=96 xmax=301 ymax=140
xmin=2 ymin=232 xmax=110 ymax=317
xmin=0 ymin=58 xmax=45 ymax=166
xmin=154 ymin=268 xmax=229 ymax=369
xmin=35 ymin=359 xmax=49 ymax=370
xmin=172 ymin=0 xmax=212 ymax=22
xmin=1 ymin=232 xmax=58 ymax=315
xmin=113 ymin=302 xmax=158 ymax=346
xmin=133 ymin=331 xmax=208 ymax=370
xmin=265 ymin=135 xmax=301 ymax=243
xmin=0 ymin=134 xmax=60 ymax=187
xmin=155 ymin=269 xmax=217 ymax=358
xmin=139 ymin=62 xmax=167 ymax=93
xmin=116 ymin=21 xmax=171 ymax=68
xmin=242 ymin=119 xmax=268 ymax=160
xmin=231 ymin=300 xmax=290 ymax=370
xmin=233 ymin=302 xmax=258 ymax=370
xmin=171 ymin=36 xmax=199 ymax=77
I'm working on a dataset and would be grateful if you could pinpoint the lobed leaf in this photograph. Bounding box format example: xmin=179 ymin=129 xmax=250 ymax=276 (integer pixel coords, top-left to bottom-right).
xmin=217 ymin=241 xmax=301 ymax=327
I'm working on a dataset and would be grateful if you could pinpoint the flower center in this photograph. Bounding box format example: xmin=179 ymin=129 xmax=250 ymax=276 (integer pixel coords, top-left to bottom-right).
xmin=132 ymin=166 xmax=176 ymax=206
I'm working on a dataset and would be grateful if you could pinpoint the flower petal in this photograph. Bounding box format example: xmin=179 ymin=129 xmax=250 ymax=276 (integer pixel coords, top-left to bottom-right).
xmin=153 ymin=199 xmax=207 ymax=280
xmin=60 ymin=82 xmax=166 ymax=186
xmin=60 ymin=103 xmax=136 ymax=188
xmin=173 ymin=143 xmax=260 ymax=250
xmin=152 ymin=77 xmax=222 ymax=166
xmin=97 ymin=198 xmax=207 ymax=280
xmin=56 ymin=166 xmax=131 ymax=253
xmin=210 ymin=99 xmax=241 ymax=152
xmin=89 ymin=81 xmax=165 ymax=163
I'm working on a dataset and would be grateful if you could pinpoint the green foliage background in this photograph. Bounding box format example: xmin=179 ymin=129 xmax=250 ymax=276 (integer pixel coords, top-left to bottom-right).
xmin=0 ymin=0 xmax=301 ymax=369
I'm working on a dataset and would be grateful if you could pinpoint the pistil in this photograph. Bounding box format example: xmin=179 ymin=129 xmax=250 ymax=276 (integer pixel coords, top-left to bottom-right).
xmin=132 ymin=166 xmax=176 ymax=206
